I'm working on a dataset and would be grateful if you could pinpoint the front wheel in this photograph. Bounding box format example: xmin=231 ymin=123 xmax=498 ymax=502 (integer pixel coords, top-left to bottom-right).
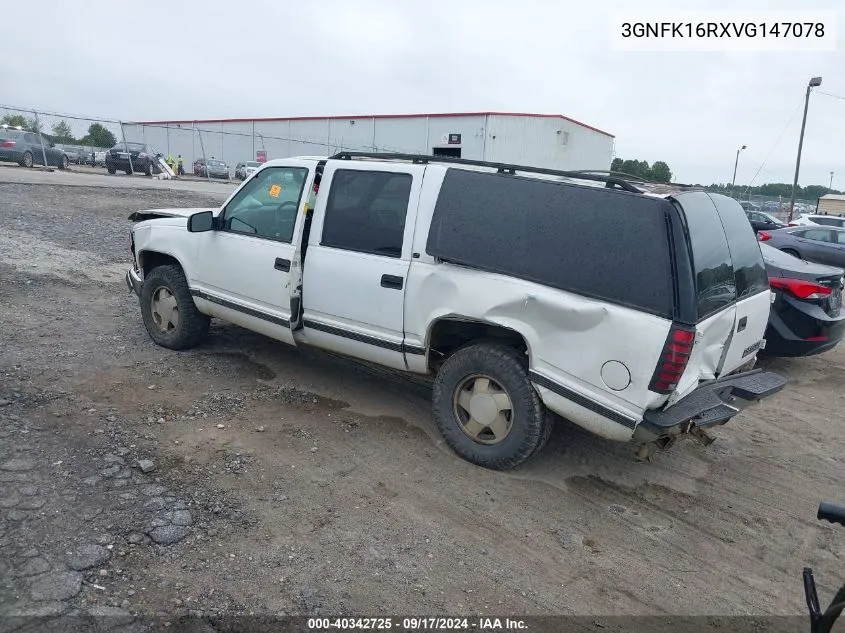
xmin=59 ymin=155 xmax=69 ymax=170
xmin=139 ymin=265 xmax=210 ymax=350
xmin=432 ymin=343 xmax=551 ymax=470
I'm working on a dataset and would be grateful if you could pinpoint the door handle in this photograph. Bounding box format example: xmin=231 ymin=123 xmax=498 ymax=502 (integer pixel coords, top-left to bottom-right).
xmin=274 ymin=258 xmax=291 ymax=272
xmin=381 ymin=274 xmax=404 ymax=290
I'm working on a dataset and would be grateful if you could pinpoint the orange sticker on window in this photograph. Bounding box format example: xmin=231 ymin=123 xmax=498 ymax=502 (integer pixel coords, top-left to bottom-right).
xmin=269 ymin=184 xmax=282 ymax=198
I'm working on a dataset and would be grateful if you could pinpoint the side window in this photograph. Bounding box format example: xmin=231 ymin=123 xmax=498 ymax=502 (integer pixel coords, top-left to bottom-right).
xmin=814 ymin=217 xmax=836 ymax=226
xmin=321 ymin=170 xmax=412 ymax=258
xmin=803 ymin=229 xmax=832 ymax=242
xmin=25 ymin=133 xmax=40 ymax=144
xmin=221 ymin=166 xmax=308 ymax=242
xmin=834 ymin=231 xmax=845 ymax=244
xmin=708 ymin=194 xmax=770 ymax=301
xmin=676 ymin=192 xmax=737 ymax=320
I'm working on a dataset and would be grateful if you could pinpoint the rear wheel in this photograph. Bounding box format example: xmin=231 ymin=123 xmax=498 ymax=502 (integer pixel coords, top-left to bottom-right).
xmin=144 ymin=160 xmax=153 ymax=176
xmin=107 ymin=165 xmax=116 ymax=174
xmin=19 ymin=151 xmax=33 ymax=168
xmin=59 ymin=155 xmax=68 ymax=170
xmin=781 ymin=248 xmax=801 ymax=258
xmin=432 ymin=343 xmax=551 ymax=470
xmin=140 ymin=265 xmax=209 ymax=350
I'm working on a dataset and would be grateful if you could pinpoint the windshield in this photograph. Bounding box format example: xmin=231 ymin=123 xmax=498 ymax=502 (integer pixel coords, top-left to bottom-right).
xmin=113 ymin=142 xmax=146 ymax=152
xmin=208 ymin=160 xmax=225 ymax=167
xmin=760 ymin=212 xmax=785 ymax=225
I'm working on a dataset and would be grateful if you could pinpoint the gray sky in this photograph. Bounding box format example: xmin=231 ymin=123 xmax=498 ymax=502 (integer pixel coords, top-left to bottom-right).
xmin=2 ymin=0 xmax=842 ymax=187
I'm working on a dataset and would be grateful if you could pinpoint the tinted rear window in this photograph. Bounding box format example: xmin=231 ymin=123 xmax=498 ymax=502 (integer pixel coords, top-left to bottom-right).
xmin=674 ymin=192 xmax=737 ymax=319
xmin=426 ymin=169 xmax=675 ymax=317
xmin=708 ymin=193 xmax=769 ymax=301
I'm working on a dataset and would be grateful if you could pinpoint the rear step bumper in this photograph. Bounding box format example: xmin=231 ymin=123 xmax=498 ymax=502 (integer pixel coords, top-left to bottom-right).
xmin=635 ymin=368 xmax=786 ymax=441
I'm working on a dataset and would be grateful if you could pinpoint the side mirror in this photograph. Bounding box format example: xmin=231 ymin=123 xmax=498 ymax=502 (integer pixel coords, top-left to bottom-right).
xmin=187 ymin=211 xmax=215 ymax=233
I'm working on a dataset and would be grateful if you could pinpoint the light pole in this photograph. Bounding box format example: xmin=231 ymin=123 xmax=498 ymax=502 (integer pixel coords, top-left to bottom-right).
xmin=732 ymin=144 xmax=746 ymax=195
xmin=788 ymin=76 xmax=822 ymax=222
xmin=830 ymin=171 xmax=834 ymax=191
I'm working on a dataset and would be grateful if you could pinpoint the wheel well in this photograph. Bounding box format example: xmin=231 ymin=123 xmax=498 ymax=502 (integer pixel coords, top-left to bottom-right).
xmin=427 ymin=319 xmax=528 ymax=372
xmin=140 ymin=251 xmax=181 ymax=277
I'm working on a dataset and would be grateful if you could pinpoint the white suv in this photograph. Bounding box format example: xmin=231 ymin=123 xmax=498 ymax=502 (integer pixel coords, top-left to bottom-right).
xmin=125 ymin=153 xmax=786 ymax=469
xmin=791 ymin=213 xmax=845 ymax=228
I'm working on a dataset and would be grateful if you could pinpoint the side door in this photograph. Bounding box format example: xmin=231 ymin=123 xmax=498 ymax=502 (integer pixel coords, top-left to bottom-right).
xmin=830 ymin=230 xmax=845 ymax=268
xmin=24 ymin=133 xmax=45 ymax=165
xmin=799 ymin=228 xmax=837 ymax=266
xmin=300 ymin=161 xmax=424 ymax=371
xmin=191 ymin=163 xmax=314 ymax=346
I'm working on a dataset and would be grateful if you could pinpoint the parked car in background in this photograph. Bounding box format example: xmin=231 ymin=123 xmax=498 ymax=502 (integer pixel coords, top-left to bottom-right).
xmin=759 ymin=226 xmax=845 ymax=268
xmin=105 ymin=142 xmax=160 ymax=176
xmin=759 ymin=243 xmax=845 ymax=357
xmin=235 ymin=161 xmax=261 ymax=180
xmin=124 ymin=154 xmax=786 ymax=469
xmin=790 ymin=214 xmax=845 ymax=228
xmin=193 ymin=158 xmax=230 ymax=179
xmin=0 ymin=128 xmax=69 ymax=169
xmin=55 ymin=145 xmax=82 ymax=164
xmin=739 ymin=201 xmax=761 ymax=212
xmin=745 ymin=210 xmax=787 ymax=233
xmin=90 ymin=150 xmax=106 ymax=167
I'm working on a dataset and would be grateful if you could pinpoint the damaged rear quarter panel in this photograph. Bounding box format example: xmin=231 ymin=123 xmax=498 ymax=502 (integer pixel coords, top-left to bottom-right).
xmin=403 ymin=262 xmax=673 ymax=441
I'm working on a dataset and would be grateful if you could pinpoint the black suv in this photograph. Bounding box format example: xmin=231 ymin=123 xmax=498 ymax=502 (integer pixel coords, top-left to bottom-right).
xmin=105 ymin=142 xmax=160 ymax=176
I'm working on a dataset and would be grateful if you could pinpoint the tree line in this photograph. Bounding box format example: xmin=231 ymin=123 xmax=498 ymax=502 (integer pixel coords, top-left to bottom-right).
xmin=1 ymin=114 xmax=116 ymax=148
xmin=611 ymin=157 xmax=673 ymax=183
xmin=612 ymin=155 xmax=840 ymax=199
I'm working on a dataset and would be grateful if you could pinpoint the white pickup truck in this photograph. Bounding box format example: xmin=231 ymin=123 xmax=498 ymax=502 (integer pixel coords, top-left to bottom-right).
xmin=126 ymin=152 xmax=785 ymax=469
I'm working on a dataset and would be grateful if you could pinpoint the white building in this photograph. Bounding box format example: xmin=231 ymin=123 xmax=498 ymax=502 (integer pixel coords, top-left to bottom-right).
xmin=121 ymin=111 xmax=614 ymax=173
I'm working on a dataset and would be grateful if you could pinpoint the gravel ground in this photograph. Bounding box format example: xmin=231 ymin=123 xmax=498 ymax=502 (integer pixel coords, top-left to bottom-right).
xmin=0 ymin=174 xmax=843 ymax=630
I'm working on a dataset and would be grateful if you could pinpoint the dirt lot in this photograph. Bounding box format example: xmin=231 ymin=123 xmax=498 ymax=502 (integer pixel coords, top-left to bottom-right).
xmin=0 ymin=172 xmax=843 ymax=628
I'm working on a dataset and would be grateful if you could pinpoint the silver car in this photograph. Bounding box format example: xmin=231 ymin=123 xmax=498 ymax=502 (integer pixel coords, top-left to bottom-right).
xmin=759 ymin=226 xmax=845 ymax=268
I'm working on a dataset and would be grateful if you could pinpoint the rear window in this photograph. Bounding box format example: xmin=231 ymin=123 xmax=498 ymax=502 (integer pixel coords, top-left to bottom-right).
xmin=426 ymin=169 xmax=675 ymax=318
xmin=674 ymin=192 xmax=737 ymax=320
xmin=708 ymin=194 xmax=769 ymax=301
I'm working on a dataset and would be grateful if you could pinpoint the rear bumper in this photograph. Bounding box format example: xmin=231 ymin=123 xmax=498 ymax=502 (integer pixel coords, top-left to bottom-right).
xmin=126 ymin=268 xmax=142 ymax=296
xmin=634 ymin=368 xmax=786 ymax=442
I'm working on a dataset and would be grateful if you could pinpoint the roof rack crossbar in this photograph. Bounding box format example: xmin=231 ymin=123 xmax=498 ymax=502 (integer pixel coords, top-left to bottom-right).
xmin=328 ymin=152 xmax=642 ymax=193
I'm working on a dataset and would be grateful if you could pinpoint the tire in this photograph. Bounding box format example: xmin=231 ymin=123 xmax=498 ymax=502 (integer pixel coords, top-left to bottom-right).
xmin=59 ymin=155 xmax=69 ymax=170
xmin=432 ymin=343 xmax=550 ymax=470
xmin=19 ymin=151 xmax=33 ymax=168
xmin=144 ymin=161 xmax=153 ymax=177
xmin=107 ymin=165 xmax=116 ymax=174
xmin=125 ymin=169 xmax=133 ymax=175
xmin=781 ymin=248 xmax=801 ymax=258
xmin=139 ymin=265 xmax=210 ymax=350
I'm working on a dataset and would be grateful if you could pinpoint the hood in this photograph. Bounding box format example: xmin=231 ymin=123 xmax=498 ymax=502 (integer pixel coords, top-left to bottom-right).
xmin=128 ymin=207 xmax=217 ymax=222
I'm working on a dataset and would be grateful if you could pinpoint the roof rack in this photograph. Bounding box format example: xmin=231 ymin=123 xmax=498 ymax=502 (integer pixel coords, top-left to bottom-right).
xmin=328 ymin=152 xmax=643 ymax=193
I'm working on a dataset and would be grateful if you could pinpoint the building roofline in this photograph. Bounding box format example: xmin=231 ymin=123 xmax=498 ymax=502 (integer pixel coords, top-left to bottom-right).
xmin=128 ymin=111 xmax=614 ymax=138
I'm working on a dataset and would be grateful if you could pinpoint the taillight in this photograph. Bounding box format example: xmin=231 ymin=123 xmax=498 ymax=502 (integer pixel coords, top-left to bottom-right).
xmin=788 ymin=223 xmax=798 ymax=227
xmin=1 ymin=140 xmax=15 ymax=148
xmin=649 ymin=325 xmax=695 ymax=394
xmin=757 ymin=231 xmax=771 ymax=241
xmin=769 ymin=277 xmax=832 ymax=300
